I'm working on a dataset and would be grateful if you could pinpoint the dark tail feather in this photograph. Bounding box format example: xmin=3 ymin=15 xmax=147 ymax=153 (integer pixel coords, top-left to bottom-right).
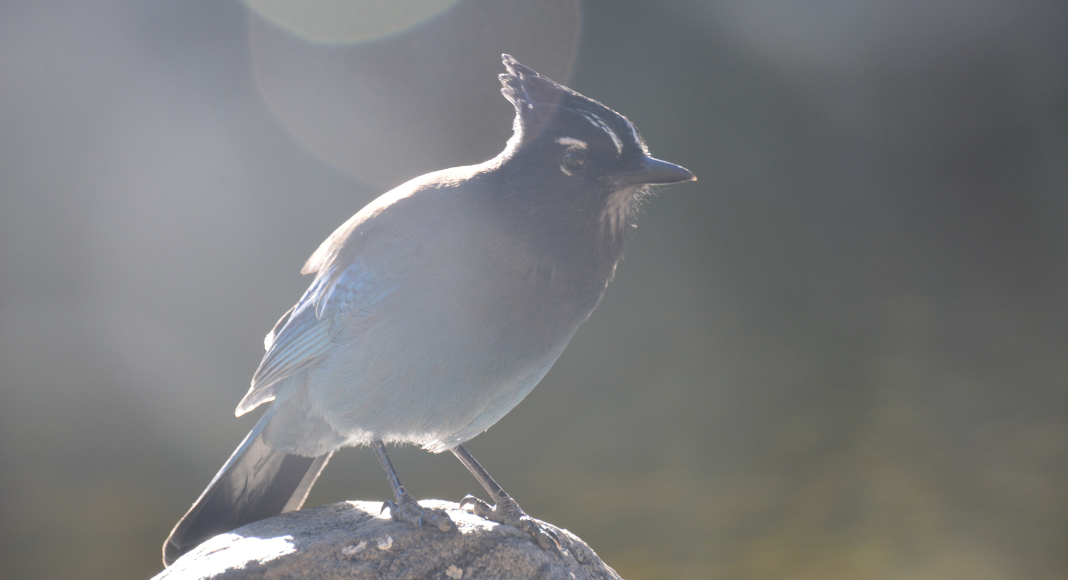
xmin=162 ymin=411 xmax=333 ymax=566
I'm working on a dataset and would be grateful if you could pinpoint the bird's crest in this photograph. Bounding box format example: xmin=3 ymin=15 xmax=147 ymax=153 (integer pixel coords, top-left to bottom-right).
xmin=499 ymin=54 xmax=567 ymax=114
xmin=499 ymin=54 xmax=644 ymax=155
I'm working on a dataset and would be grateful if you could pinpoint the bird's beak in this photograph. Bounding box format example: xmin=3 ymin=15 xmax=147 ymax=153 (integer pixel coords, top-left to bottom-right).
xmin=615 ymin=156 xmax=697 ymax=187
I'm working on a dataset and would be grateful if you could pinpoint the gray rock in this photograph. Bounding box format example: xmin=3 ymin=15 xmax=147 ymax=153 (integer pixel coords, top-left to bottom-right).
xmin=153 ymin=500 xmax=623 ymax=580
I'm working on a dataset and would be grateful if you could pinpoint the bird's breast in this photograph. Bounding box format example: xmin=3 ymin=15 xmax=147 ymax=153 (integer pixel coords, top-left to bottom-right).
xmin=306 ymin=219 xmax=609 ymax=448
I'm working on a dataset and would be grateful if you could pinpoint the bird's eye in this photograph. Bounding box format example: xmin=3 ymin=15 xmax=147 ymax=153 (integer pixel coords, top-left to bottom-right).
xmin=563 ymin=150 xmax=587 ymax=173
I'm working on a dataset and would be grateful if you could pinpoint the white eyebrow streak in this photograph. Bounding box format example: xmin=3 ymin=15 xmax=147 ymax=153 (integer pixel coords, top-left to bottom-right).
xmin=580 ymin=112 xmax=624 ymax=155
xmin=555 ymin=136 xmax=588 ymax=150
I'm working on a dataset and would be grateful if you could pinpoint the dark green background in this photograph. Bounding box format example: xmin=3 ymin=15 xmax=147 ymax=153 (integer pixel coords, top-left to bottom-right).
xmin=1 ymin=1 xmax=1065 ymax=579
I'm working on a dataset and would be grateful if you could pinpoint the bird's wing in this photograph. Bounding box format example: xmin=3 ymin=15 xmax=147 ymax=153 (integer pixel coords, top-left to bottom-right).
xmin=235 ymin=257 xmax=392 ymax=416
xmin=233 ymin=170 xmax=470 ymax=417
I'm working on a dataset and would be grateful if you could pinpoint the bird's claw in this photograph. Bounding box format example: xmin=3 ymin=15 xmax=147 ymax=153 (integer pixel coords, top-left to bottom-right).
xmin=459 ymin=494 xmax=562 ymax=552
xmin=383 ymin=495 xmax=453 ymax=532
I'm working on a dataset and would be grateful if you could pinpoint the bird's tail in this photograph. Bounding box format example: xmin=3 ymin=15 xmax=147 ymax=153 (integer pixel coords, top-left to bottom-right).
xmin=162 ymin=409 xmax=332 ymax=566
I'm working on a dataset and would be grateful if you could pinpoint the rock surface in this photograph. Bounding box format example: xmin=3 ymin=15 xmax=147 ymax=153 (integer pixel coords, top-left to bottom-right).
xmin=153 ymin=500 xmax=623 ymax=580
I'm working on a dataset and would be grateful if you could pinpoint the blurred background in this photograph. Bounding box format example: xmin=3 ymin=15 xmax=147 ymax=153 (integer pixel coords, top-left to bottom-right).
xmin=0 ymin=1 xmax=1065 ymax=578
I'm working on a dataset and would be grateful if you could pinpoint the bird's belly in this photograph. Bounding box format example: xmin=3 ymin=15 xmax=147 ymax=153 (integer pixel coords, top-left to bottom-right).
xmin=304 ymin=280 xmax=590 ymax=450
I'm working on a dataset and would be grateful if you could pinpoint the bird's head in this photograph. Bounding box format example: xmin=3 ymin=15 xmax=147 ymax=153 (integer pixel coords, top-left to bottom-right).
xmin=495 ymin=55 xmax=694 ymax=246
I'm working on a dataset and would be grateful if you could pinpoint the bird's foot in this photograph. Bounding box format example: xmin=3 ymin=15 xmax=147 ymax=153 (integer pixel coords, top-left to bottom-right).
xmin=382 ymin=493 xmax=453 ymax=532
xmin=459 ymin=494 xmax=561 ymax=551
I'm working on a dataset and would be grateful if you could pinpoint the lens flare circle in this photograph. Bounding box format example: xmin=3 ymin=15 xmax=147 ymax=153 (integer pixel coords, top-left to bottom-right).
xmin=248 ymin=0 xmax=581 ymax=186
xmin=243 ymin=0 xmax=463 ymax=44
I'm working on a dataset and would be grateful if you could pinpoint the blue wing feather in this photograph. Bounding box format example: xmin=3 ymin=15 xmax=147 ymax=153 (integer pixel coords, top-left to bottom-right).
xmin=236 ymin=258 xmax=391 ymax=416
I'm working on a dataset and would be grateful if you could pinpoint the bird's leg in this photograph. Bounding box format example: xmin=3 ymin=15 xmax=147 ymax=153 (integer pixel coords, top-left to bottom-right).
xmin=451 ymin=444 xmax=560 ymax=550
xmin=372 ymin=439 xmax=452 ymax=532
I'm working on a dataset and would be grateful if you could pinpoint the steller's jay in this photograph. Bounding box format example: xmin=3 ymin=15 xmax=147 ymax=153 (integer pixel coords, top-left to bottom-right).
xmin=162 ymin=54 xmax=694 ymax=565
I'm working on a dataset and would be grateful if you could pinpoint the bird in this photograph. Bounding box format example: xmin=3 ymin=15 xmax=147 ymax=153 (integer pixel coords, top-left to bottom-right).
xmin=162 ymin=54 xmax=695 ymax=566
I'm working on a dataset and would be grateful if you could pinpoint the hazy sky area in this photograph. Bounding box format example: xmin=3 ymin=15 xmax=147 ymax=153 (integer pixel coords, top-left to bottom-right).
xmin=0 ymin=1 xmax=1065 ymax=579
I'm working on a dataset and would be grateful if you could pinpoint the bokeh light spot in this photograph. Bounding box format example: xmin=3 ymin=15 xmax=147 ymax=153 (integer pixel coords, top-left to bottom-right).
xmin=243 ymin=0 xmax=463 ymax=45
xmin=248 ymin=0 xmax=581 ymax=187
